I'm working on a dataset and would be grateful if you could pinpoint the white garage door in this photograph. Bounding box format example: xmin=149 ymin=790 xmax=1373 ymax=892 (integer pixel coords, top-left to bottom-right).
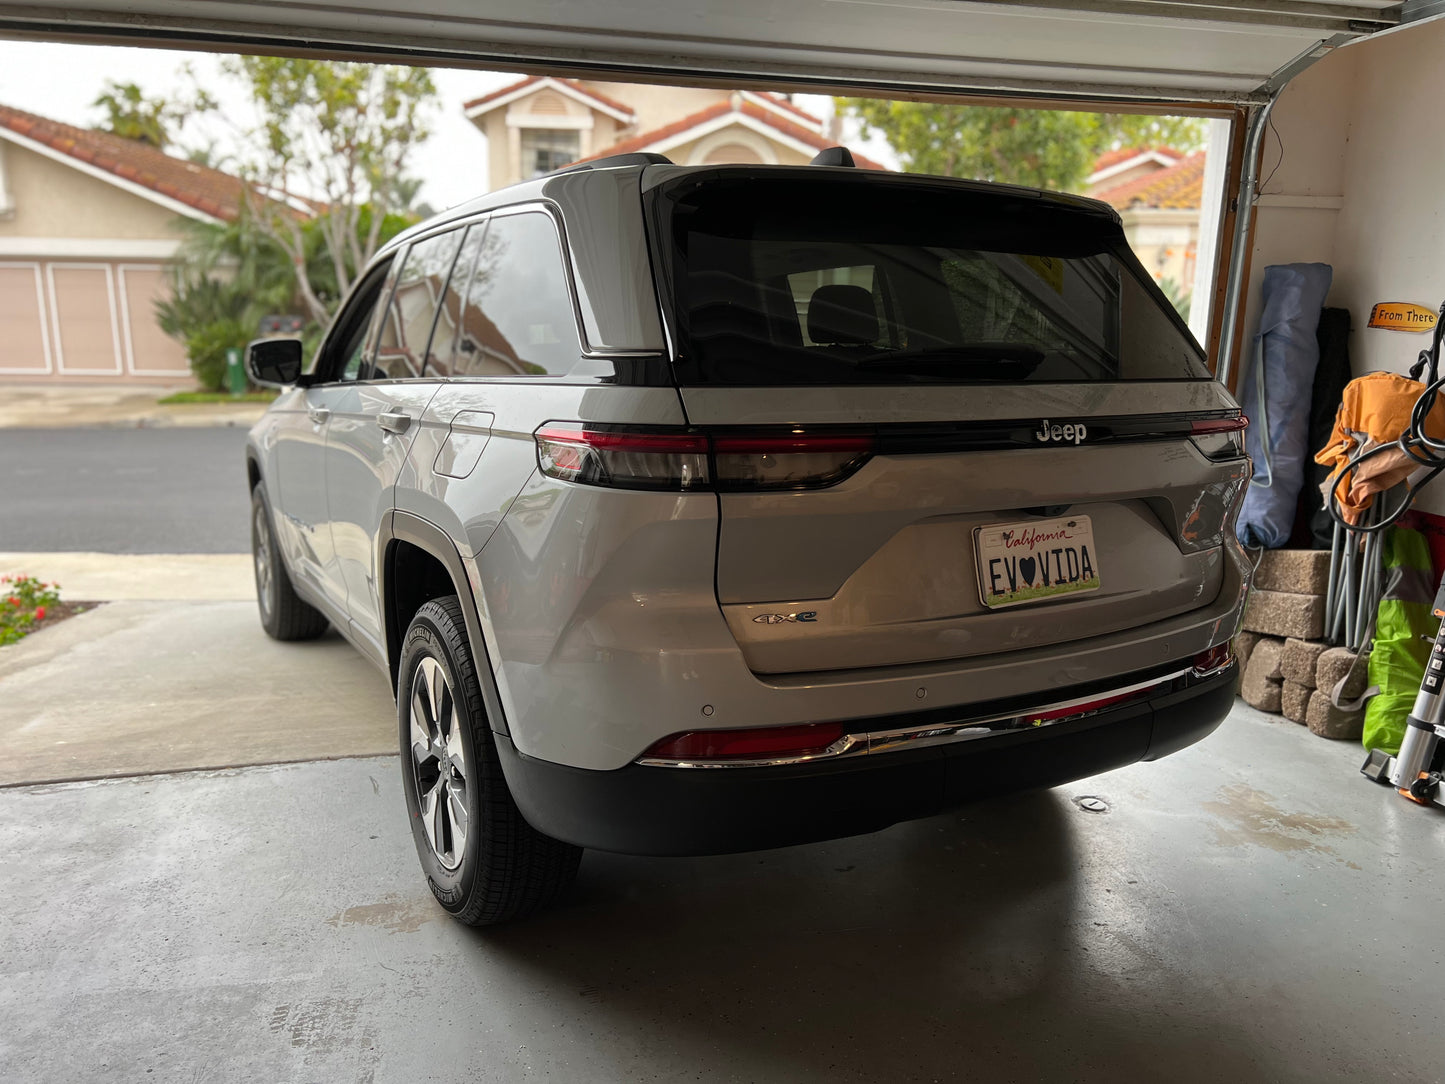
xmin=0 ymin=0 xmax=1410 ymax=103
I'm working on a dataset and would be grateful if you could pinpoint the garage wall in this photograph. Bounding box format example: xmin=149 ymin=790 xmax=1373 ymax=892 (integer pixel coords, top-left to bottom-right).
xmin=1328 ymin=20 xmax=1445 ymax=379
xmin=1246 ymin=18 xmax=1445 ymax=512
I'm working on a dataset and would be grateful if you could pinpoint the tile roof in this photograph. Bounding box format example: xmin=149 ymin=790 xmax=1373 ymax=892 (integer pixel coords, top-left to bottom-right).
xmin=0 ymin=101 xmax=245 ymax=221
xmin=566 ymin=98 xmax=888 ymax=170
xmin=1091 ymin=145 xmax=1183 ymax=173
xmin=1091 ymin=151 xmax=1205 ymax=210
xmin=462 ymin=75 xmax=635 ymax=119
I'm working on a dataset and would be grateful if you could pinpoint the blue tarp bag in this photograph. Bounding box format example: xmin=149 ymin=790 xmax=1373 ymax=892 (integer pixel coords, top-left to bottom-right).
xmin=1236 ymin=262 xmax=1334 ymax=549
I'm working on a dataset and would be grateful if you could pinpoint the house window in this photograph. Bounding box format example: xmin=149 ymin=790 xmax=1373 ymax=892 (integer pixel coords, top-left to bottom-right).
xmin=521 ymin=129 xmax=581 ymax=177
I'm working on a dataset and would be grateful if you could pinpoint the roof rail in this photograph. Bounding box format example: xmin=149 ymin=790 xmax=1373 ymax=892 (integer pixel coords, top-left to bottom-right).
xmin=557 ymin=152 xmax=673 ymax=174
xmin=810 ymin=147 xmax=856 ymax=167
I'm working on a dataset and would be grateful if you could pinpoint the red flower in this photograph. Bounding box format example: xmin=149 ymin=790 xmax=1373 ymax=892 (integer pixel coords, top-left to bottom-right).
xmin=6 ymin=597 xmax=18 ymax=607
xmin=34 ymin=606 xmax=46 ymax=621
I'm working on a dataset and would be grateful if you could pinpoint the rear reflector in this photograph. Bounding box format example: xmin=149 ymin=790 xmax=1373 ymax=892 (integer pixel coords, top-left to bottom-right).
xmin=644 ymin=722 xmax=846 ymax=761
xmin=1191 ymin=643 xmax=1233 ymax=674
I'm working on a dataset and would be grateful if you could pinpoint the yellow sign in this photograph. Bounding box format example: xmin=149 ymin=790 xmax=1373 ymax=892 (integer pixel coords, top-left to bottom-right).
xmin=1021 ymin=255 xmax=1065 ymax=294
xmin=1368 ymin=302 xmax=1438 ymax=332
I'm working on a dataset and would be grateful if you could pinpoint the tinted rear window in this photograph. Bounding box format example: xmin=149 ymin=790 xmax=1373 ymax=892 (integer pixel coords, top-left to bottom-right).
xmin=647 ymin=174 xmax=1209 ymax=386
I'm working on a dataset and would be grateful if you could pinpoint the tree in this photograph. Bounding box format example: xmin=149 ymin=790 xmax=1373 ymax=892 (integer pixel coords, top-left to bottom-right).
xmin=156 ymin=205 xmax=412 ymax=390
xmin=835 ymin=100 xmax=1205 ymax=192
xmin=91 ymin=79 xmax=192 ymax=150
xmin=210 ymin=57 xmax=436 ymax=324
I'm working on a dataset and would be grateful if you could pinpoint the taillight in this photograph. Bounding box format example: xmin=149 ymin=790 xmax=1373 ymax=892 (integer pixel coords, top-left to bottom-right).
xmin=1189 ymin=415 xmax=1247 ymax=460
xmin=713 ymin=431 xmax=873 ymax=490
xmin=534 ymin=424 xmax=875 ymax=492
xmin=535 ymin=423 xmax=711 ymax=490
xmin=643 ymin=722 xmax=846 ymax=762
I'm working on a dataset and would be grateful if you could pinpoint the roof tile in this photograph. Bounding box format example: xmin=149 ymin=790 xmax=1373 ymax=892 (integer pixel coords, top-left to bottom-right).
xmin=0 ymin=101 xmax=246 ymax=221
xmin=1091 ymin=151 xmax=1205 ymax=210
xmin=566 ymin=98 xmax=888 ymax=170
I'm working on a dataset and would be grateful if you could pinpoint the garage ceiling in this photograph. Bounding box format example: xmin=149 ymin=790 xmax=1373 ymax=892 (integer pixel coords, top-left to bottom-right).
xmin=0 ymin=0 xmax=1407 ymax=104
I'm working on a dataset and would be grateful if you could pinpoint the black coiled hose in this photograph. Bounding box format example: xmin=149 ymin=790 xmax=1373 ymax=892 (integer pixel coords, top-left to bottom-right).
xmin=1326 ymin=298 xmax=1445 ymax=533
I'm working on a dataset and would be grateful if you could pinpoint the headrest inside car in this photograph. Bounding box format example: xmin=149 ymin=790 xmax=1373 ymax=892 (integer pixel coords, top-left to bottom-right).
xmin=807 ymin=284 xmax=879 ymax=346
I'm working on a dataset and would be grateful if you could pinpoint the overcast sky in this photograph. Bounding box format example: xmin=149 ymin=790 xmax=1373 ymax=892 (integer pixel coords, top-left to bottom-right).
xmin=0 ymin=39 xmax=869 ymax=212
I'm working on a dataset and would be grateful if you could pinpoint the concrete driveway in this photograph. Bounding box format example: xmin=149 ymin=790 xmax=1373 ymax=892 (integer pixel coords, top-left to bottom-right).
xmin=0 ymin=553 xmax=392 ymax=786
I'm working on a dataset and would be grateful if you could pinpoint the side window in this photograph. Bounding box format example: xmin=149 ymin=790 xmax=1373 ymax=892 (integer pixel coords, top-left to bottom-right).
xmin=451 ymin=211 xmax=582 ymax=378
xmin=373 ymin=229 xmax=465 ymax=380
xmin=424 ymin=224 xmax=484 ymax=379
xmin=315 ymin=259 xmax=393 ymax=383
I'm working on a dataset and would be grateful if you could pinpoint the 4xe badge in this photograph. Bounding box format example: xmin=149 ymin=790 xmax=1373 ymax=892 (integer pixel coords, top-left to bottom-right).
xmin=753 ymin=611 xmax=818 ymax=624
xmin=1035 ymin=419 xmax=1088 ymax=445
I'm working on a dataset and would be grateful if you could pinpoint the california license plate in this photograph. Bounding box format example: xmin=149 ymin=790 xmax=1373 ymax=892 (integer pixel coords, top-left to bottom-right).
xmin=975 ymin=515 xmax=1101 ymax=610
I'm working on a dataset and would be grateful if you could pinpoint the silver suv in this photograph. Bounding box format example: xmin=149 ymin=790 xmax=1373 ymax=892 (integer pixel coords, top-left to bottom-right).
xmin=245 ymin=152 xmax=1250 ymax=925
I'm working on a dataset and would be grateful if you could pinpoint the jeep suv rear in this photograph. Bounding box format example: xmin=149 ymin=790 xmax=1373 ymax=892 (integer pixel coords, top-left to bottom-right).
xmin=245 ymin=154 xmax=1249 ymax=925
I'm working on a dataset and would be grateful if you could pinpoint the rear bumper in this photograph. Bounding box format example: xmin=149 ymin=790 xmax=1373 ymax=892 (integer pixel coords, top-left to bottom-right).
xmin=496 ymin=663 xmax=1236 ymax=856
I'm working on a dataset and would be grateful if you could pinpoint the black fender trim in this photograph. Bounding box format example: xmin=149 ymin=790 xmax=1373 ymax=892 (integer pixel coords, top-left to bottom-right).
xmin=380 ymin=510 xmax=512 ymax=736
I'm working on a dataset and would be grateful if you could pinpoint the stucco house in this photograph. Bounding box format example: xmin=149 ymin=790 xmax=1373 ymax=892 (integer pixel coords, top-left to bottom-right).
xmin=463 ymin=76 xmax=884 ymax=189
xmin=1086 ymin=146 xmax=1204 ymax=303
xmin=0 ymin=103 xmax=244 ymax=385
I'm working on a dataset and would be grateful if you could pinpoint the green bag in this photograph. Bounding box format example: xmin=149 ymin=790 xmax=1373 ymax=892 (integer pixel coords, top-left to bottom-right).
xmin=1363 ymin=527 xmax=1439 ymax=754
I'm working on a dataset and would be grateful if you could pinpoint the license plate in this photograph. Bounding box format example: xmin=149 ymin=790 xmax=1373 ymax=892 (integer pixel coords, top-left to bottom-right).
xmin=975 ymin=515 xmax=1100 ymax=610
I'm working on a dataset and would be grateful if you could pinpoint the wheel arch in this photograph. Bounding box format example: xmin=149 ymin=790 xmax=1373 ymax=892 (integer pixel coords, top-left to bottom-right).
xmin=381 ymin=511 xmax=510 ymax=736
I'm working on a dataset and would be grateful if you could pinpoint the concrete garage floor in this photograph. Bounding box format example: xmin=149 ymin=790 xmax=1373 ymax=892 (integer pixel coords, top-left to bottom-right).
xmin=3 ymin=702 xmax=1444 ymax=1082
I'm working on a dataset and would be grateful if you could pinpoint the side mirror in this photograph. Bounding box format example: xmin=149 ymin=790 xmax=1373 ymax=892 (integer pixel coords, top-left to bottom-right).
xmin=246 ymin=338 xmax=304 ymax=387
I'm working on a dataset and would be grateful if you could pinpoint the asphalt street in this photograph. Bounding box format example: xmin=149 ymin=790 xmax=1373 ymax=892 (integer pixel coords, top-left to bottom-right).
xmin=0 ymin=427 xmax=252 ymax=553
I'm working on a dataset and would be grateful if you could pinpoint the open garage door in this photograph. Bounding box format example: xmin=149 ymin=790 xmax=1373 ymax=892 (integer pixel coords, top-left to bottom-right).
xmin=0 ymin=1 xmax=1403 ymax=102
xmin=0 ymin=0 xmax=1423 ymax=380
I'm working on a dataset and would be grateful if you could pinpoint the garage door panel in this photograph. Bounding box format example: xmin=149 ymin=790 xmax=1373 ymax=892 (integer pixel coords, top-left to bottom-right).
xmin=48 ymin=263 xmax=122 ymax=375
xmin=119 ymin=265 xmax=189 ymax=376
xmin=0 ymin=0 xmax=1402 ymax=101
xmin=0 ymin=263 xmax=51 ymax=374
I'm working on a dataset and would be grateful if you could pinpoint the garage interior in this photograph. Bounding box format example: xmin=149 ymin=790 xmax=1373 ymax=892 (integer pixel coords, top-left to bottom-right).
xmin=4 ymin=1 xmax=1445 ymax=1080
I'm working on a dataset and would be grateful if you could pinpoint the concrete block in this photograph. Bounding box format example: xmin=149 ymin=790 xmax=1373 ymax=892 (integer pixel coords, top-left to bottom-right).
xmin=1253 ymin=549 xmax=1331 ymax=596
xmin=1316 ymin=647 xmax=1368 ymax=701
xmin=1234 ymin=630 xmax=1263 ymax=674
xmin=1281 ymin=638 xmax=1330 ymax=688
xmin=1241 ymin=589 xmax=1326 ymax=640
xmin=1241 ymin=638 xmax=1284 ymax=712
xmin=1306 ymin=688 xmax=1365 ymax=741
xmin=1282 ymin=681 xmax=1312 ymax=724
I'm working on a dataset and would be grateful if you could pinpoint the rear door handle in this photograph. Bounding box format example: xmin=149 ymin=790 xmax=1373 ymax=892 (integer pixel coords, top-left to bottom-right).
xmin=307 ymin=406 xmax=330 ymax=425
xmin=378 ymin=411 xmax=412 ymax=435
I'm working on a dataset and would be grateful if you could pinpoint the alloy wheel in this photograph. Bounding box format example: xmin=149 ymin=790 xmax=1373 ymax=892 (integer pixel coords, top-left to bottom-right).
xmin=409 ymin=656 xmax=470 ymax=869
xmin=252 ymin=503 xmax=274 ymax=620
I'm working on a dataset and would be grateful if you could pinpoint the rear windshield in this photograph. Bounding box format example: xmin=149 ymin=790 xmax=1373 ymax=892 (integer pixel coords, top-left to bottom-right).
xmin=646 ymin=173 xmax=1210 ymax=386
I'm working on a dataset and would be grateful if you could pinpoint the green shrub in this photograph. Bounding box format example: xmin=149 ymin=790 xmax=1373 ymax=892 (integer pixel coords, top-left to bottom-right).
xmin=1 ymin=576 xmax=62 ymax=647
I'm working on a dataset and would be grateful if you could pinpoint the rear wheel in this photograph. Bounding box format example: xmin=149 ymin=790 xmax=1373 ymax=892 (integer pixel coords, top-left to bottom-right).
xmin=250 ymin=482 xmax=328 ymax=641
xmin=399 ymin=596 xmax=582 ymax=925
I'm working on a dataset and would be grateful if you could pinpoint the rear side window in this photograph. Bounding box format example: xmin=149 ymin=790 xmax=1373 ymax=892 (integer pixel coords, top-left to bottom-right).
xmin=373 ymin=228 xmax=465 ymax=380
xmin=648 ymin=175 xmax=1209 ymax=386
xmin=449 ymin=211 xmax=582 ymax=378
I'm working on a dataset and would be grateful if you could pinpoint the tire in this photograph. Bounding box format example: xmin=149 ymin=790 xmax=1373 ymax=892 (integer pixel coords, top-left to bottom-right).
xmin=250 ymin=482 xmax=329 ymax=642
xmin=398 ymin=596 xmax=582 ymax=925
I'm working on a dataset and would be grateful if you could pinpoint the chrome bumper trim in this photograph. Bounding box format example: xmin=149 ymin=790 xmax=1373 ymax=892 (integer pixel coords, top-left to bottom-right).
xmin=637 ymin=665 xmax=1204 ymax=769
